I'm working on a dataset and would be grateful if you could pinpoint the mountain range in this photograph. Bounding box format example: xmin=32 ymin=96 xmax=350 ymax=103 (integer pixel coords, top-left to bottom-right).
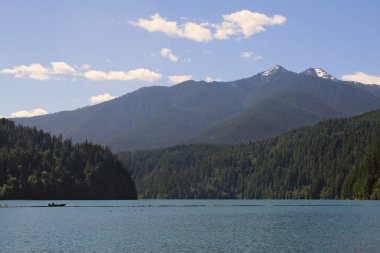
xmin=15 ymin=66 xmax=380 ymax=151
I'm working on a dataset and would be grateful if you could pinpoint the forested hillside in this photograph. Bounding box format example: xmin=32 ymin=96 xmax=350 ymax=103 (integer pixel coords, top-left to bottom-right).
xmin=0 ymin=119 xmax=137 ymax=199
xmin=119 ymin=109 xmax=380 ymax=199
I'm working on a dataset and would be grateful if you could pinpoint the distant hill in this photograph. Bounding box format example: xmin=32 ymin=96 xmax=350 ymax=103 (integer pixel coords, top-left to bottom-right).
xmin=15 ymin=66 xmax=380 ymax=151
xmin=0 ymin=119 xmax=137 ymax=199
xmin=119 ymin=109 xmax=380 ymax=200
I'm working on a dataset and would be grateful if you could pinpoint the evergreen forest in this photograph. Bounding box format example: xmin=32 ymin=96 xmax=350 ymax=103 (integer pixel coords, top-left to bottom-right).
xmin=0 ymin=119 xmax=137 ymax=199
xmin=120 ymin=109 xmax=380 ymax=199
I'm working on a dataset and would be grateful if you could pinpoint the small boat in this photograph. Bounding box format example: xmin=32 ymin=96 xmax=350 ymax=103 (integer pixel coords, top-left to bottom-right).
xmin=48 ymin=203 xmax=66 ymax=207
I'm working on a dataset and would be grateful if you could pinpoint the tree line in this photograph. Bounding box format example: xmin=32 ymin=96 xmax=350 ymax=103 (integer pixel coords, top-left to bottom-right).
xmin=0 ymin=119 xmax=136 ymax=199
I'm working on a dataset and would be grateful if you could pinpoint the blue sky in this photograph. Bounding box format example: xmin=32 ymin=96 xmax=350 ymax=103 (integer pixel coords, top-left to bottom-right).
xmin=1 ymin=0 xmax=380 ymax=118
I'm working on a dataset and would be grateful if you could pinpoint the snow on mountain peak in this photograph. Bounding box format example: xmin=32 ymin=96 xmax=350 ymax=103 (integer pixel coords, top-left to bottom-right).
xmin=301 ymin=68 xmax=336 ymax=80
xmin=261 ymin=65 xmax=286 ymax=76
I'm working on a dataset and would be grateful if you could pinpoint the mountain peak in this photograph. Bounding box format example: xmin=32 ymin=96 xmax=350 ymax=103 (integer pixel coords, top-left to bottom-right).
xmin=301 ymin=68 xmax=336 ymax=80
xmin=261 ymin=65 xmax=287 ymax=77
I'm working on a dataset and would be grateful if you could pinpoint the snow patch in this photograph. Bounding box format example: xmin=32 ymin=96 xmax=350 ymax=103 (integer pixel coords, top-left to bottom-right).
xmin=315 ymin=68 xmax=335 ymax=80
xmin=301 ymin=68 xmax=336 ymax=81
xmin=261 ymin=65 xmax=284 ymax=76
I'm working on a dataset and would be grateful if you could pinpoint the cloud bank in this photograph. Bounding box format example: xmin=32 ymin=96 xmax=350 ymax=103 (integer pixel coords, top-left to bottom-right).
xmin=131 ymin=10 xmax=287 ymax=42
xmin=1 ymin=63 xmax=51 ymax=80
xmin=89 ymin=93 xmax=116 ymax=105
xmin=342 ymin=72 xmax=380 ymax=85
xmin=205 ymin=76 xmax=222 ymax=82
xmin=1 ymin=62 xmax=161 ymax=82
xmin=168 ymin=75 xmax=193 ymax=84
xmin=51 ymin=62 xmax=77 ymax=74
xmin=84 ymin=68 xmax=161 ymax=82
xmin=10 ymin=108 xmax=48 ymax=118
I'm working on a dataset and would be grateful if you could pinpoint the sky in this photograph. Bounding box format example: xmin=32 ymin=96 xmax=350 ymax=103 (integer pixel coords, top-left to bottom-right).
xmin=1 ymin=0 xmax=380 ymax=118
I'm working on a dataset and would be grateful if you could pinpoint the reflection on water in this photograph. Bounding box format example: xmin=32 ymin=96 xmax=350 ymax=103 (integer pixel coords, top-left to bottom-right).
xmin=1 ymin=200 xmax=380 ymax=252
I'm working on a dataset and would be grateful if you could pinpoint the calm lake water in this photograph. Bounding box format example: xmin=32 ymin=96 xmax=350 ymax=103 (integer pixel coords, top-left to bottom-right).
xmin=1 ymin=200 xmax=380 ymax=252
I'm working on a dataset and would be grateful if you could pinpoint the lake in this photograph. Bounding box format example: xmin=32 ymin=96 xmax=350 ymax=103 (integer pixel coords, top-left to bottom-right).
xmin=1 ymin=200 xmax=380 ymax=252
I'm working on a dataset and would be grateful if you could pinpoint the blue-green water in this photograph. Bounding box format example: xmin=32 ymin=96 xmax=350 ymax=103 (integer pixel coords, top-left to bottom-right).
xmin=1 ymin=200 xmax=380 ymax=252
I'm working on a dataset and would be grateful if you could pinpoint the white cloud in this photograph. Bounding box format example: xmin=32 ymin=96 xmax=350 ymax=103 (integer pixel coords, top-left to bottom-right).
xmin=215 ymin=10 xmax=287 ymax=39
xmin=131 ymin=13 xmax=213 ymax=42
xmin=131 ymin=10 xmax=286 ymax=42
xmin=84 ymin=68 xmax=161 ymax=82
xmin=205 ymin=76 xmax=222 ymax=82
xmin=10 ymin=108 xmax=48 ymax=118
xmin=0 ymin=62 xmax=76 ymax=80
xmin=240 ymin=51 xmax=263 ymax=62
xmin=160 ymin=48 xmax=179 ymax=62
xmin=181 ymin=22 xmax=213 ymax=42
xmin=51 ymin=62 xmax=76 ymax=74
xmin=1 ymin=64 xmax=50 ymax=80
xmin=1 ymin=62 xmax=162 ymax=83
xmin=342 ymin=72 xmax=380 ymax=85
xmin=89 ymin=93 xmax=116 ymax=105
xmin=168 ymin=75 xmax=193 ymax=84
xmin=0 ymin=115 xmax=4 ymax=119
xmin=133 ymin=13 xmax=179 ymax=37
xmin=241 ymin=51 xmax=254 ymax=59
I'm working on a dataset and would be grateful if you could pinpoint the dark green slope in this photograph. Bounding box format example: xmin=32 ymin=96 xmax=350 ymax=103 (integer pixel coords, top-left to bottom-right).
xmin=341 ymin=142 xmax=380 ymax=199
xmin=119 ymin=109 xmax=380 ymax=199
xmin=0 ymin=119 xmax=137 ymax=199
